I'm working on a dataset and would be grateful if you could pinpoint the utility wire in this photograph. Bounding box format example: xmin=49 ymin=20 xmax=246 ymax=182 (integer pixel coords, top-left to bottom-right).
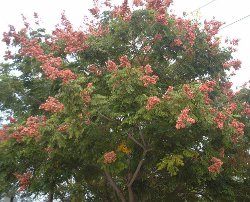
xmin=189 ymin=1 xmax=250 ymax=30
xmin=190 ymin=0 xmax=217 ymax=14
xmin=220 ymin=14 xmax=250 ymax=30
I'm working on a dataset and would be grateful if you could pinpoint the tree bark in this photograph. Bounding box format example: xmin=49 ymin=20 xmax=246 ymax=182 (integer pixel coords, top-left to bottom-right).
xmin=127 ymin=150 xmax=147 ymax=187
xmin=104 ymin=170 xmax=126 ymax=202
xmin=127 ymin=132 xmax=151 ymax=202
xmin=128 ymin=186 xmax=135 ymax=202
xmin=48 ymin=192 xmax=53 ymax=202
xmin=10 ymin=196 xmax=14 ymax=202
xmin=127 ymin=150 xmax=147 ymax=202
xmin=103 ymin=132 xmax=150 ymax=202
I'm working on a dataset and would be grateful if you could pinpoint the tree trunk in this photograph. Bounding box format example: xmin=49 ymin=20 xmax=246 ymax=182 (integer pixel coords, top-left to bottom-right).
xmin=128 ymin=186 xmax=135 ymax=202
xmin=48 ymin=192 xmax=53 ymax=202
xmin=10 ymin=196 xmax=14 ymax=202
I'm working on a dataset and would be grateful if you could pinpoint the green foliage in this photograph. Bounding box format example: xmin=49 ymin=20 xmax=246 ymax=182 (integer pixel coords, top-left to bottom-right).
xmin=0 ymin=3 xmax=250 ymax=202
xmin=157 ymin=154 xmax=184 ymax=176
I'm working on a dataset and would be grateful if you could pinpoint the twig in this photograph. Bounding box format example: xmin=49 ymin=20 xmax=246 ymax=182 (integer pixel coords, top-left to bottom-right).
xmin=128 ymin=133 xmax=144 ymax=149
xmin=98 ymin=112 xmax=113 ymax=121
xmin=139 ymin=130 xmax=146 ymax=147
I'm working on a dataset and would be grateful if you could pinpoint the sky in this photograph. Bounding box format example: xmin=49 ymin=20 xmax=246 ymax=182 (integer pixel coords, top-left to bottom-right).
xmin=0 ymin=0 xmax=249 ymax=87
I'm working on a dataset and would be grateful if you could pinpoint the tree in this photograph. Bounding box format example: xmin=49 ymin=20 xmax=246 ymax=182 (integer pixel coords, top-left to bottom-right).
xmin=1 ymin=0 xmax=250 ymax=201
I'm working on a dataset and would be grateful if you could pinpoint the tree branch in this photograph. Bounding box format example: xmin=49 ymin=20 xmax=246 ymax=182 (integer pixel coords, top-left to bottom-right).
xmin=127 ymin=131 xmax=152 ymax=201
xmin=127 ymin=150 xmax=147 ymax=187
xmin=139 ymin=130 xmax=146 ymax=147
xmin=104 ymin=170 xmax=126 ymax=202
xmin=98 ymin=112 xmax=113 ymax=121
xmin=128 ymin=133 xmax=144 ymax=149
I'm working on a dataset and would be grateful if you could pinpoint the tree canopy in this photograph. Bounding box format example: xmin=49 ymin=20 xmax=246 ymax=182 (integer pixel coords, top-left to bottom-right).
xmin=0 ymin=0 xmax=250 ymax=201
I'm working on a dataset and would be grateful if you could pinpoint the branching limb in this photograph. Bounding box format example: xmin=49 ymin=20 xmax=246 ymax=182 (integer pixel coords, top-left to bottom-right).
xmin=104 ymin=169 xmax=126 ymax=202
xmin=127 ymin=131 xmax=152 ymax=185
xmin=127 ymin=131 xmax=152 ymax=201
xmin=127 ymin=149 xmax=147 ymax=187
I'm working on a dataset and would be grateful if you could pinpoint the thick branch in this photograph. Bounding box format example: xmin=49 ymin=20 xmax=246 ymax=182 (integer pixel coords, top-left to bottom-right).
xmin=128 ymin=150 xmax=147 ymax=187
xmin=47 ymin=192 xmax=53 ymax=202
xmin=128 ymin=185 xmax=135 ymax=202
xmin=127 ymin=131 xmax=152 ymax=201
xmin=104 ymin=170 xmax=126 ymax=202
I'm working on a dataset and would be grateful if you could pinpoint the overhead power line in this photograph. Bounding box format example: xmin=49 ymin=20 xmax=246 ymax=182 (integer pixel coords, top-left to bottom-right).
xmin=220 ymin=14 xmax=250 ymax=30
xmin=190 ymin=0 xmax=217 ymax=14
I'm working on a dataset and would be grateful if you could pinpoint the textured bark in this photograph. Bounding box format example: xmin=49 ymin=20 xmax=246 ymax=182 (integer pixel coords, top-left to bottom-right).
xmin=128 ymin=186 xmax=135 ymax=202
xmin=104 ymin=170 xmax=126 ymax=202
xmin=48 ymin=192 xmax=53 ymax=202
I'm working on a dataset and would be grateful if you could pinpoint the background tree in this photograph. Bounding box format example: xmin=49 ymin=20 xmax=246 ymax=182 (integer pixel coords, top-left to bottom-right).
xmin=1 ymin=0 xmax=250 ymax=201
